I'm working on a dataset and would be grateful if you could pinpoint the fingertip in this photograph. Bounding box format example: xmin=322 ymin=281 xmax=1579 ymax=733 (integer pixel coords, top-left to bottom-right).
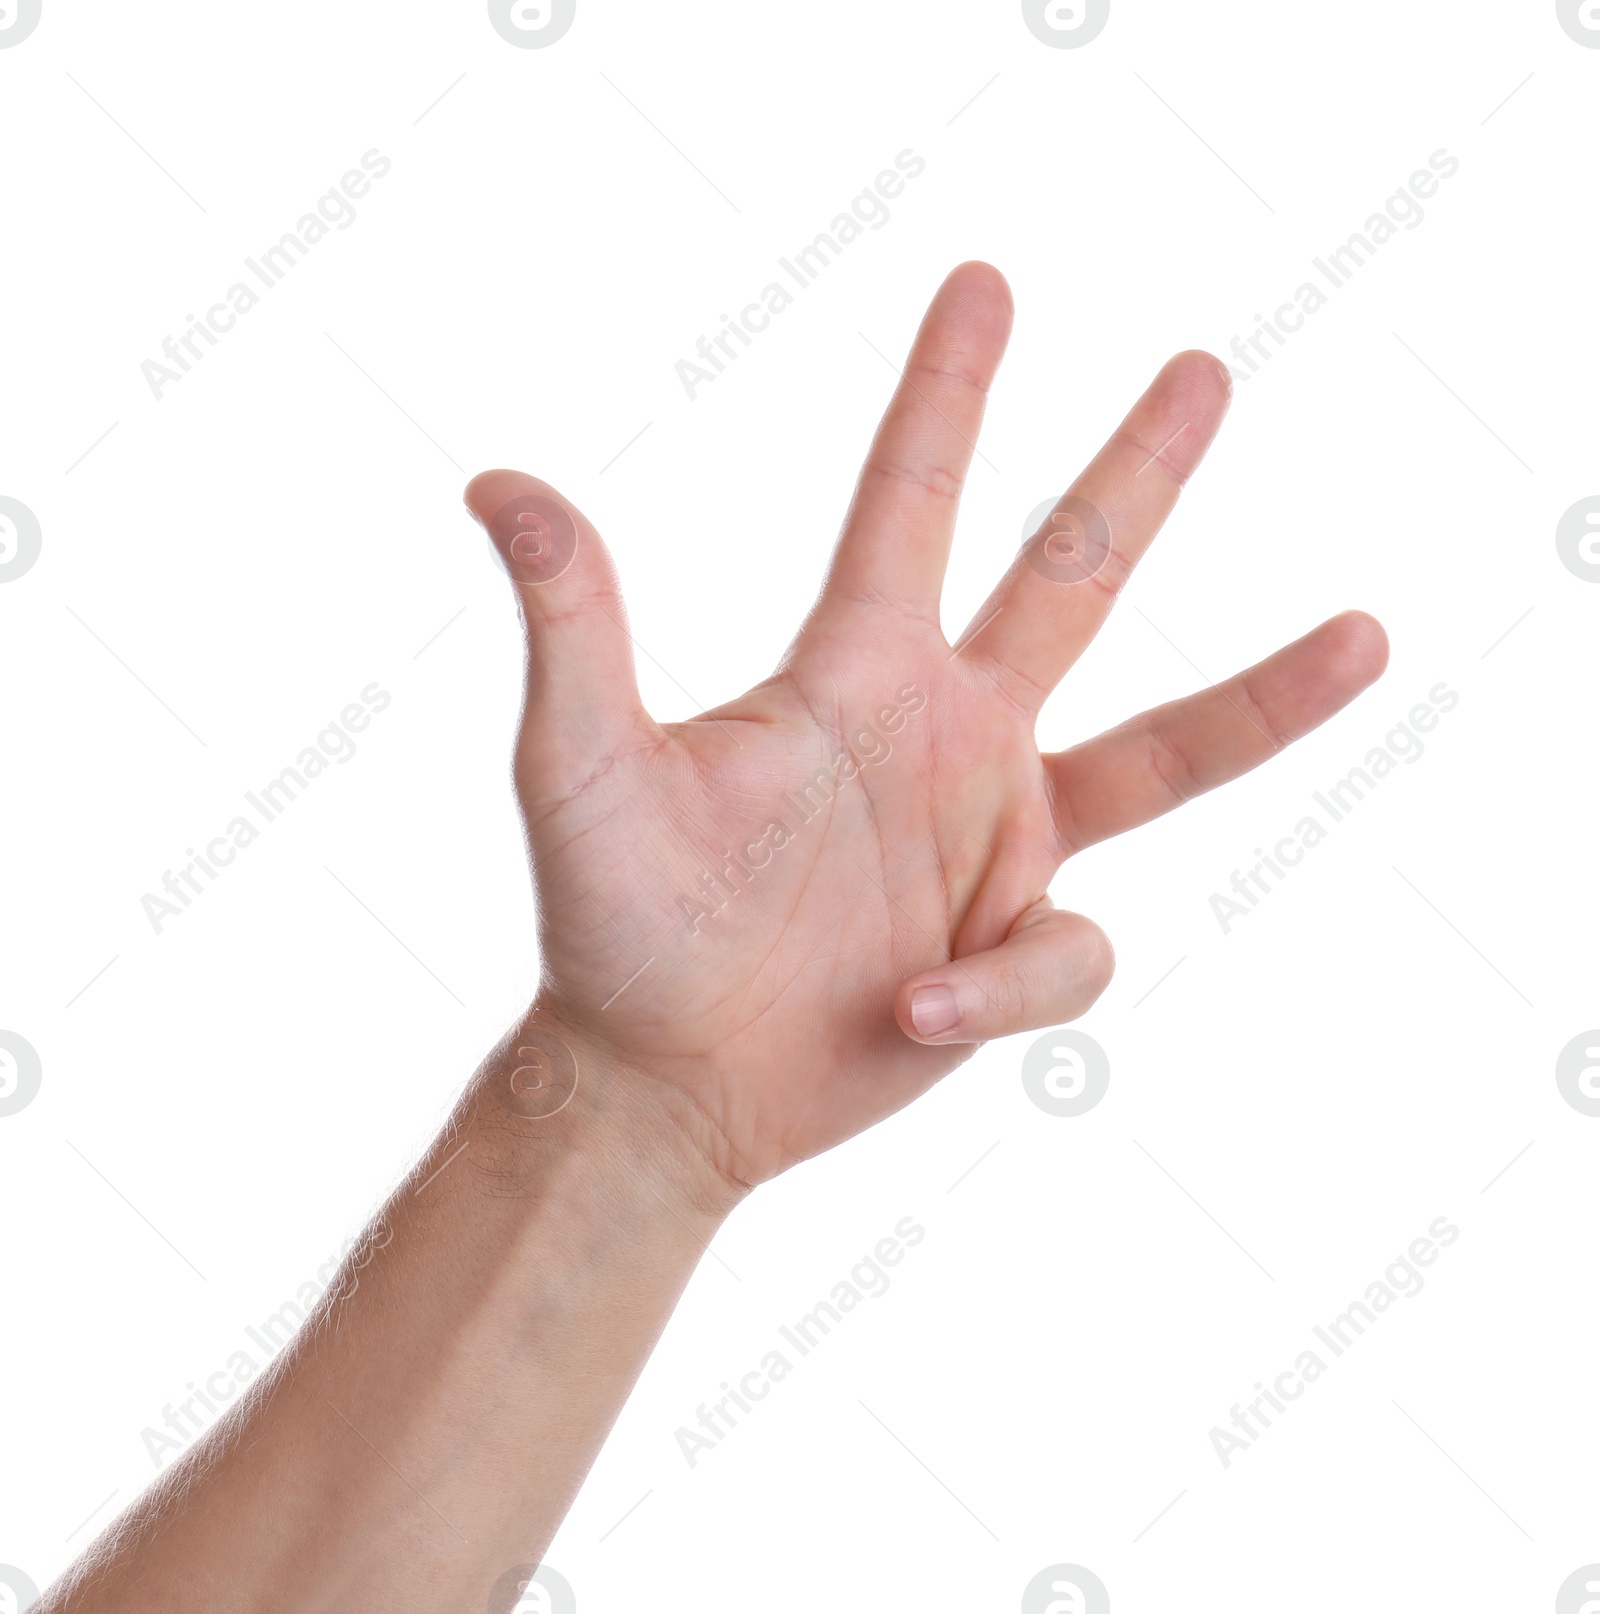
xmin=893 ymin=910 xmax=1116 ymax=1047
xmin=892 ymin=973 xmax=950 ymax=1046
xmin=464 ymin=470 xmax=587 ymax=586
xmin=464 ymin=468 xmax=545 ymax=527
xmin=1163 ymin=348 xmax=1235 ymax=409
xmin=1083 ymin=918 xmax=1117 ymax=1003
xmin=937 ymin=260 xmax=1014 ymax=342
xmin=901 ymin=979 xmax=964 ymax=1046
xmin=1324 ymin=609 xmax=1391 ymax=690
xmin=1117 ymin=351 xmax=1234 ymax=488
xmin=1044 ymin=908 xmax=1116 ymax=1009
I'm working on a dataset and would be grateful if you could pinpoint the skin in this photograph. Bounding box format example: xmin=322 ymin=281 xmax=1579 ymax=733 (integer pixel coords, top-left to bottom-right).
xmin=41 ymin=263 xmax=1387 ymax=1612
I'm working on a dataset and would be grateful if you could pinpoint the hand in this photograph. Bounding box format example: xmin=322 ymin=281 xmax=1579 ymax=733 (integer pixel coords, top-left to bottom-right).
xmin=465 ymin=262 xmax=1386 ymax=1196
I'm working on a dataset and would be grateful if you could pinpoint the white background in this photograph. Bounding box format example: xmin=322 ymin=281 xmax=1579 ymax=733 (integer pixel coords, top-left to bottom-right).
xmin=2 ymin=2 xmax=1598 ymax=1609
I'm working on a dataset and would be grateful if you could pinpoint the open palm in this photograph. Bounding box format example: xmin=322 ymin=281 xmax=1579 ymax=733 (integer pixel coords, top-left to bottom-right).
xmin=466 ymin=263 xmax=1386 ymax=1192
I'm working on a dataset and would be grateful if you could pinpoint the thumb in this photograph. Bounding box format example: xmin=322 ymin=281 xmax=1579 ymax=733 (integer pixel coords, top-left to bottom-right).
xmin=465 ymin=469 xmax=649 ymax=806
xmin=893 ymin=900 xmax=1114 ymax=1046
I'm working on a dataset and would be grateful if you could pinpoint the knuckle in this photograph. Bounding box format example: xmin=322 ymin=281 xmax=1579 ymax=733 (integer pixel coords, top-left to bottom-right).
xmin=866 ymin=458 xmax=963 ymax=505
xmin=1234 ymin=671 xmax=1296 ymax=751
xmin=979 ymin=966 xmax=1030 ymax=1027
xmin=1079 ymin=540 xmax=1134 ymax=604
xmin=1143 ymin=724 xmax=1204 ymax=807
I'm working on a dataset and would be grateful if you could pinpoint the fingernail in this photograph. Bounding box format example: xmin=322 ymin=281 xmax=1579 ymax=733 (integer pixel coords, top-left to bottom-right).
xmin=910 ymin=984 xmax=960 ymax=1039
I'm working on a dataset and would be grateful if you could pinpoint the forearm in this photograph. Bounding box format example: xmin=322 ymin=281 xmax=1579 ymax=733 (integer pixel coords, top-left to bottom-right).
xmin=46 ymin=1013 xmax=741 ymax=1614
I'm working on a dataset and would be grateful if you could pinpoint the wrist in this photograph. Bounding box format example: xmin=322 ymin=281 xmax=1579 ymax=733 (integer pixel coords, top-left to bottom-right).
xmin=464 ymin=1005 xmax=751 ymax=1230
